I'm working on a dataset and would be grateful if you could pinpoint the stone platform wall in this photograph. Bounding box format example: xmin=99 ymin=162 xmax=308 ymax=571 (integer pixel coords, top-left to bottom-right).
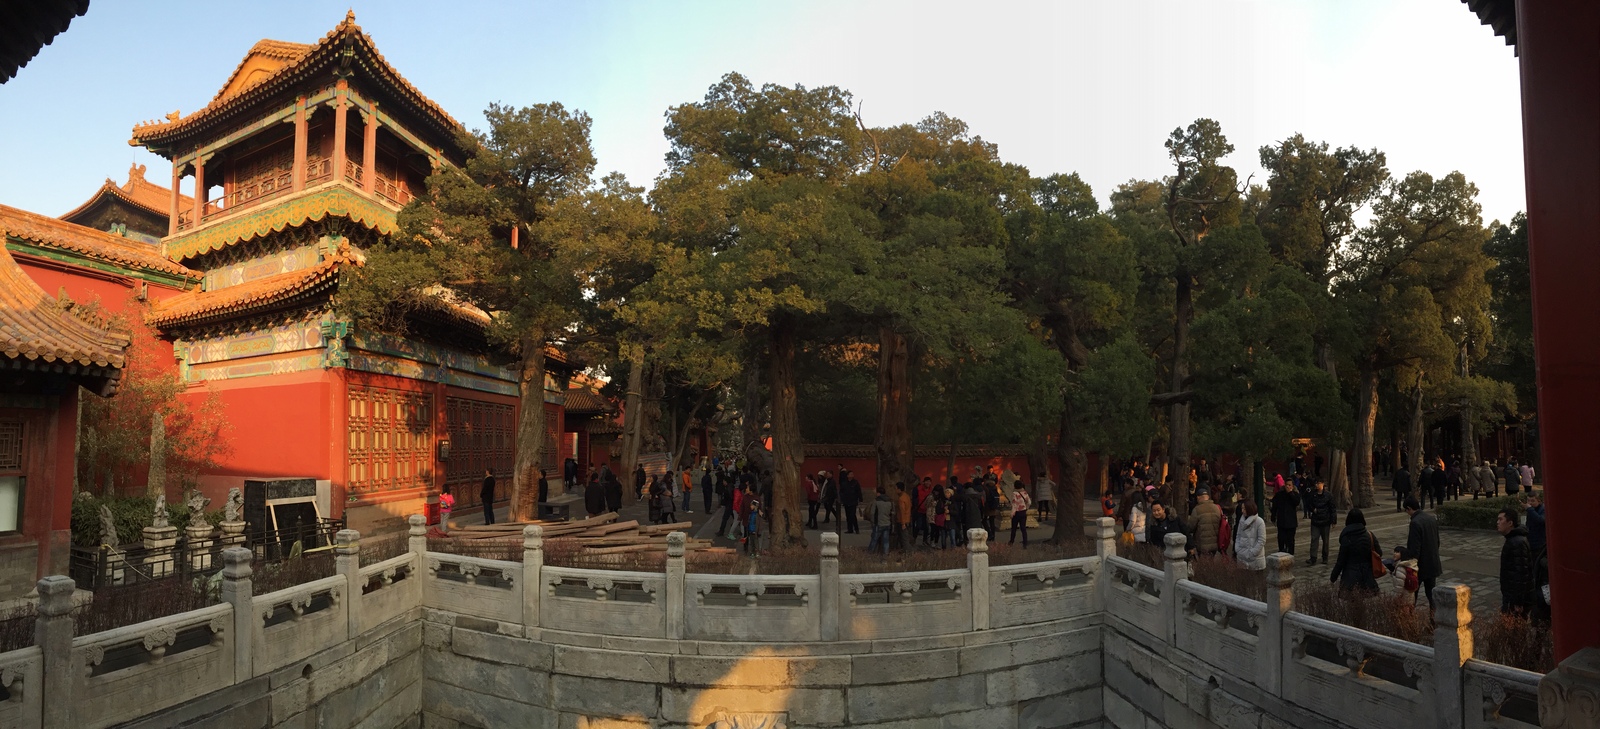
xmin=418 ymin=610 xmax=1102 ymax=728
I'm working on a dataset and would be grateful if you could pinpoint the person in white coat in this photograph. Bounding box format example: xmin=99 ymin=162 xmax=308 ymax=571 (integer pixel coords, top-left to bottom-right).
xmin=1128 ymin=497 xmax=1149 ymax=543
xmin=1235 ymin=500 xmax=1267 ymax=571
xmin=1033 ymin=476 xmax=1056 ymax=522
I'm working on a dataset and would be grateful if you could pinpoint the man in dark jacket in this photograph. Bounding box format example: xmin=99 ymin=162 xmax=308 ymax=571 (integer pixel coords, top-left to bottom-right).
xmin=701 ymin=469 xmax=715 ymax=513
xmin=819 ymin=471 xmax=840 ymax=527
xmin=1305 ymin=480 xmax=1335 ymax=566
xmin=960 ymin=484 xmax=985 ymax=536
xmin=563 ymin=457 xmax=579 ymax=491
xmin=584 ymin=473 xmax=607 ymax=517
xmin=1392 ymin=466 xmax=1412 ymax=513
xmin=1496 ymin=508 xmax=1535 ymax=615
xmin=480 ymin=469 xmax=497 ymax=525
xmin=633 ymin=465 xmax=646 ymax=500
xmin=1146 ymin=501 xmax=1186 ymax=549
xmin=605 ymin=470 xmax=622 ymax=514
xmin=1405 ymin=497 xmax=1443 ymax=610
xmin=1270 ymin=481 xmax=1301 ymax=555
xmin=840 ymin=469 xmax=863 ymax=534
xmin=1524 ymin=492 xmax=1546 ymax=554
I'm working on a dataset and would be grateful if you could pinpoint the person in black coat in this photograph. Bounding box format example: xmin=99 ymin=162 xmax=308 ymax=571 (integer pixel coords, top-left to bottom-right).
xmin=1330 ymin=509 xmax=1380 ymax=593
xmin=1305 ymin=481 xmax=1336 ymax=566
xmin=1270 ymin=482 xmax=1301 ymax=555
xmin=960 ymin=484 xmax=984 ymax=535
xmin=604 ymin=471 xmax=622 ymax=514
xmin=1404 ymin=497 xmax=1443 ymax=609
xmin=1496 ymin=508 xmax=1535 ymax=615
xmin=840 ymin=469 xmax=863 ymax=534
xmin=633 ymin=465 xmax=646 ymax=500
xmin=819 ymin=471 xmax=840 ymax=526
xmin=584 ymin=473 xmax=607 ymax=517
xmin=480 ymin=469 xmax=497 ymax=525
xmin=1392 ymin=466 xmax=1412 ymax=513
xmin=1146 ymin=501 xmax=1187 ymax=549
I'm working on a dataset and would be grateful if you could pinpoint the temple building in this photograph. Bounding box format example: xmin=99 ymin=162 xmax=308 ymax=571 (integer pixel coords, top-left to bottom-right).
xmin=0 ymin=243 xmax=129 ymax=600
xmin=125 ymin=13 xmax=575 ymax=532
xmin=59 ymin=163 xmax=194 ymax=244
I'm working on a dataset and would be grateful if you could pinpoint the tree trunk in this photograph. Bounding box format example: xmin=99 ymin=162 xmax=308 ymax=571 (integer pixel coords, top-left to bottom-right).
xmin=768 ymin=319 xmax=805 ymax=547
xmin=1353 ymin=364 xmax=1379 ymax=508
xmin=147 ymin=410 xmax=167 ymax=499
xmin=1408 ymin=373 xmax=1427 ymax=471
xmin=1050 ymin=400 xmax=1085 ymax=544
xmin=511 ymin=335 xmax=548 ymax=521
xmin=1315 ymin=342 xmax=1351 ymax=509
xmin=1165 ymin=271 xmax=1193 ymax=517
xmin=875 ymin=327 xmax=915 ymax=492
xmin=671 ymin=389 xmax=712 ymax=474
xmin=1027 ymin=434 xmax=1051 ymax=486
xmin=620 ymin=356 xmax=646 ymax=504
xmin=1460 ymin=402 xmax=1476 ymax=468
xmin=741 ymin=359 xmax=771 ymax=470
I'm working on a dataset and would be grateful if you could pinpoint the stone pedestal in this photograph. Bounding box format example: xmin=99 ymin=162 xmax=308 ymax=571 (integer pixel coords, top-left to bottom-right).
xmin=218 ymin=520 xmax=246 ymax=548
xmin=103 ymin=547 xmax=125 ymax=586
xmin=186 ymin=523 xmax=215 ymax=571
xmin=1540 ymin=647 xmax=1600 ymax=729
xmin=143 ymin=525 xmax=178 ymax=578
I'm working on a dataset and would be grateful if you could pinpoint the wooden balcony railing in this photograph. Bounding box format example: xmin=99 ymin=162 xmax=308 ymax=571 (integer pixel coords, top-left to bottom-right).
xmin=173 ymin=159 xmax=413 ymax=233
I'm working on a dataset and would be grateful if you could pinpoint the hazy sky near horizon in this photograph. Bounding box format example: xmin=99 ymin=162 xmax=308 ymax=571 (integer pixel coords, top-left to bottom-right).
xmin=0 ymin=1 xmax=1524 ymax=225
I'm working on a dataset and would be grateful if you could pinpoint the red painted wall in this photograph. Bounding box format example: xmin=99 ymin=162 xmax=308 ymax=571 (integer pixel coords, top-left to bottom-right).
xmin=187 ymin=369 xmax=335 ymax=508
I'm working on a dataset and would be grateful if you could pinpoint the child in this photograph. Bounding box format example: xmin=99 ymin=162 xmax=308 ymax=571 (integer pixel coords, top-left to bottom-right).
xmin=1390 ymin=546 xmax=1420 ymax=603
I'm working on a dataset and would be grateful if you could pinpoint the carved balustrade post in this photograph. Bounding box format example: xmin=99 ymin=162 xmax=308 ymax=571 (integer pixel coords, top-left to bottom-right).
xmin=1094 ymin=517 xmax=1117 ymax=613
xmin=666 ymin=532 xmax=686 ymax=640
xmin=522 ymin=525 xmax=543 ymax=629
xmin=819 ymin=532 xmax=839 ymax=641
xmin=969 ymin=528 xmax=990 ymax=631
xmin=1262 ymin=552 xmax=1295 ymax=697
xmin=1433 ymin=584 xmax=1473 ymax=729
xmin=408 ymin=514 xmax=427 ymax=558
xmin=334 ymin=529 xmax=361 ymax=635
xmin=1540 ymin=648 xmax=1600 ymax=729
xmin=1161 ymin=532 xmax=1190 ymax=645
xmin=36 ymin=575 xmax=74 ymax=728
xmin=219 ymin=546 xmax=254 ymax=681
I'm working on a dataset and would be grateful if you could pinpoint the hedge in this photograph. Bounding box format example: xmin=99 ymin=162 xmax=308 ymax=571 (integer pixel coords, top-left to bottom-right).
xmin=69 ymin=493 xmax=225 ymax=548
xmin=1436 ymin=495 xmax=1526 ymax=530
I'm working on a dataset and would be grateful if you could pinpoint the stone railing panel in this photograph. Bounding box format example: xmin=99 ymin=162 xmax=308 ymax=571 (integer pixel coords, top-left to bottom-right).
xmin=988 ymin=557 xmax=1099 ymax=629
xmin=0 ymin=646 xmax=42 ymax=729
xmin=253 ymin=575 xmax=348 ymax=675
xmin=683 ymin=574 xmax=821 ymax=642
xmin=71 ymin=603 xmax=234 ymax=729
xmin=360 ymin=552 xmax=421 ymax=631
xmin=1174 ymin=579 xmax=1264 ymax=684
xmin=1103 ymin=556 xmax=1164 ymax=639
xmin=423 ymin=553 xmax=522 ymax=625
xmin=838 ymin=568 xmax=971 ymax=640
xmin=1281 ymin=612 xmax=1436 ymax=729
xmin=540 ymin=566 xmax=666 ymax=638
xmin=1464 ymin=659 xmax=1542 ymax=729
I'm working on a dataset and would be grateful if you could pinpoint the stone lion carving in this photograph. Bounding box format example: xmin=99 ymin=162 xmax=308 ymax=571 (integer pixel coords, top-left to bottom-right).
xmin=186 ymin=490 xmax=209 ymax=515
xmin=224 ymin=488 xmax=243 ymax=522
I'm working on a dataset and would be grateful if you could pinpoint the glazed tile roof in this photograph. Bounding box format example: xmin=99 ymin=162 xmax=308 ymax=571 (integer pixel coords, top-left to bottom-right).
xmin=60 ymin=163 xmax=194 ymax=221
xmin=0 ymin=244 xmax=129 ymax=371
xmin=130 ymin=11 xmax=462 ymax=151
xmin=146 ymin=249 xmax=356 ymax=328
xmin=0 ymin=0 xmax=88 ymax=84
xmin=0 ymin=202 xmax=199 ymax=279
xmin=563 ymin=387 xmax=613 ymax=414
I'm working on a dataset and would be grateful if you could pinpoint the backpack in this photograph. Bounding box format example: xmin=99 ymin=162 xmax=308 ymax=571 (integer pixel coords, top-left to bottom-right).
xmin=1402 ymin=566 xmax=1419 ymax=593
xmin=1217 ymin=514 xmax=1231 ymax=551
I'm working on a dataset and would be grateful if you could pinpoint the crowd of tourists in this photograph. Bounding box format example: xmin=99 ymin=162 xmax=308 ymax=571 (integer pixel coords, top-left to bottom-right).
xmin=1110 ymin=454 xmax=1551 ymax=623
xmin=802 ymin=465 xmax=1053 ymax=554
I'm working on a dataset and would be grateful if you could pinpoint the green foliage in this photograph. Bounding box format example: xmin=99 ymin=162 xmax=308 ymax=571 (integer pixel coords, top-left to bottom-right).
xmin=1482 ymin=214 xmax=1535 ymax=411
xmin=914 ymin=334 xmax=1066 ymax=446
xmin=1068 ymin=334 xmax=1156 ymax=455
xmin=69 ymin=493 xmax=220 ymax=548
xmin=1437 ymin=495 xmax=1526 ymax=530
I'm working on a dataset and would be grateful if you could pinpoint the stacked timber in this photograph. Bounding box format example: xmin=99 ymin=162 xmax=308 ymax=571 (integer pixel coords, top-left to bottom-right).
xmin=449 ymin=512 xmax=735 ymax=555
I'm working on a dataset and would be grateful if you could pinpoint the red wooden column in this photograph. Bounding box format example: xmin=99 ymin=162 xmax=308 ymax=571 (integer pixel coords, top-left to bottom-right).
xmin=332 ymin=80 xmax=349 ymax=185
xmin=361 ymin=101 xmax=378 ymax=194
xmin=167 ymin=162 xmax=181 ymax=235
xmin=1517 ymin=0 xmax=1600 ymax=661
xmin=292 ymin=96 xmax=308 ymax=192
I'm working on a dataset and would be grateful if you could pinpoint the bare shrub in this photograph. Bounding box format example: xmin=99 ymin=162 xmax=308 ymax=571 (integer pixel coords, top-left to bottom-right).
xmin=1294 ymin=582 xmax=1432 ymax=645
xmin=1473 ymin=613 xmax=1555 ymax=673
xmin=1188 ymin=554 xmax=1265 ymax=602
xmin=0 ymin=605 xmax=36 ymax=652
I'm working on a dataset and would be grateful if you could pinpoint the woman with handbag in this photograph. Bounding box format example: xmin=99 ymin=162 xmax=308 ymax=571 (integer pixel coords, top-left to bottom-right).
xmin=1329 ymin=508 xmax=1382 ymax=594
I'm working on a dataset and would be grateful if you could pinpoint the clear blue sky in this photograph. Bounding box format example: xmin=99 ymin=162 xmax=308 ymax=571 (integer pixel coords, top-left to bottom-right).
xmin=0 ymin=1 xmax=1524 ymax=224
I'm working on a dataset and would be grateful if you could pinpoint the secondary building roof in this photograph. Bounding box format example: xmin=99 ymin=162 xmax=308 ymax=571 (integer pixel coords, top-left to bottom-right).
xmin=0 ymin=202 xmax=199 ymax=281
xmin=0 ymin=244 xmax=128 ymax=395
